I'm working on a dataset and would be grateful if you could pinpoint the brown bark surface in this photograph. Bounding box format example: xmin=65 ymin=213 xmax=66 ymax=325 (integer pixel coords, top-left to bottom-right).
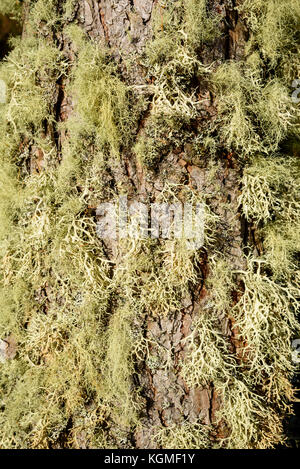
xmin=7 ymin=0 xmax=296 ymax=449
xmin=35 ymin=0 xmax=249 ymax=447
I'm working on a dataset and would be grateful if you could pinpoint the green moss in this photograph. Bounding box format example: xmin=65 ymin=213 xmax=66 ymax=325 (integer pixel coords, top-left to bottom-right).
xmin=63 ymin=0 xmax=77 ymax=21
xmin=0 ymin=169 xmax=112 ymax=446
xmin=206 ymin=256 xmax=234 ymax=317
xmin=134 ymin=114 xmax=189 ymax=169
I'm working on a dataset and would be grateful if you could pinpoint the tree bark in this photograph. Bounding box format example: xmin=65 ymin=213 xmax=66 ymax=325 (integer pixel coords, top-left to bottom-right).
xmin=0 ymin=0 xmax=298 ymax=449
xmin=61 ymin=0 xmax=249 ymax=448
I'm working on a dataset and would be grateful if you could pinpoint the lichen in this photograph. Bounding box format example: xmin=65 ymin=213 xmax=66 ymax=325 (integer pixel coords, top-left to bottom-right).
xmin=153 ymin=421 xmax=212 ymax=449
xmin=0 ymin=0 xmax=22 ymax=20
xmin=0 ymin=0 xmax=299 ymax=450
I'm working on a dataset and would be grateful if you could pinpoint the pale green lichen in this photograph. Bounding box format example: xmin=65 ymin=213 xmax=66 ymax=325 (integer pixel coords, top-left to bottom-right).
xmin=239 ymin=0 xmax=300 ymax=72
xmin=153 ymin=421 xmax=212 ymax=449
xmin=66 ymin=25 xmax=140 ymax=160
xmin=239 ymin=156 xmax=299 ymax=223
xmin=0 ymin=0 xmax=22 ymax=20
xmin=213 ymin=63 xmax=296 ymax=156
xmin=0 ymin=0 xmax=299 ymax=451
xmin=134 ymin=0 xmax=215 ymax=168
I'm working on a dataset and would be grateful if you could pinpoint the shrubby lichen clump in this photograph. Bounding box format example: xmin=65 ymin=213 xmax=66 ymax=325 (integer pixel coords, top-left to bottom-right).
xmin=147 ymin=0 xmax=300 ymax=449
xmin=0 ymin=0 xmax=299 ymax=449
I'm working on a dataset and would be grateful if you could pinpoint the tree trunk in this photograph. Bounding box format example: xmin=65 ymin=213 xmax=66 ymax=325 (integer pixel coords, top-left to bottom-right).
xmin=0 ymin=0 xmax=299 ymax=449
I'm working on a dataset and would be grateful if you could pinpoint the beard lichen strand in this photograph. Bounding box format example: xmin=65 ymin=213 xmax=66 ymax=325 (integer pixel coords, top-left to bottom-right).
xmin=0 ymin=0 xmax=22 ymax=20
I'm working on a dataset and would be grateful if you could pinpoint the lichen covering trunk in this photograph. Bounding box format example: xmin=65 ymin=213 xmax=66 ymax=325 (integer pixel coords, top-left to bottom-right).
xmin=0 ymin=0 xmax=299 ymax=449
